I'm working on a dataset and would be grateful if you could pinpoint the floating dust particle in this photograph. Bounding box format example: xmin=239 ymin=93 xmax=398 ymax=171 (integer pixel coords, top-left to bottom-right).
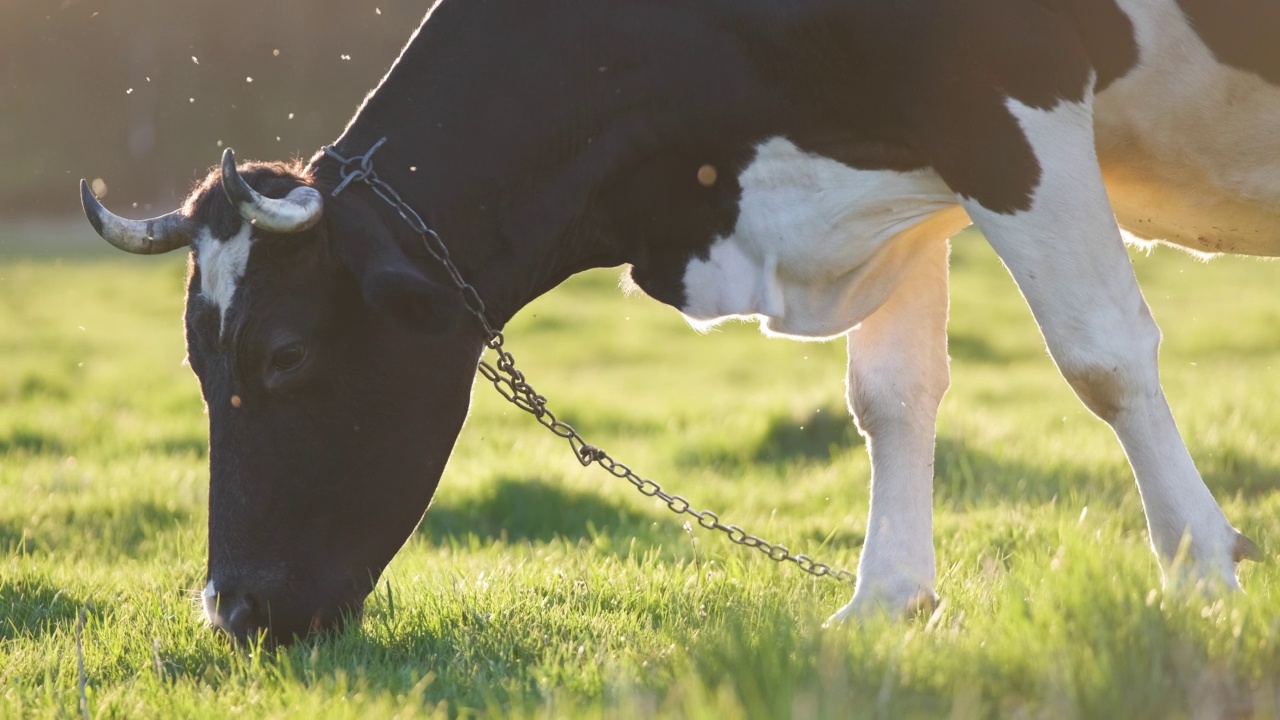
xmin=697 ymin=164 xmax=718 ymax=187
xmin=230 ymin=395 xmax=242 ymax=408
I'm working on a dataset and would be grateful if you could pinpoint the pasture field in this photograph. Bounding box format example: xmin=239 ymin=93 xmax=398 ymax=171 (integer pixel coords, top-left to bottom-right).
xmin=3 ymin=220 xmax=1280 ymax=718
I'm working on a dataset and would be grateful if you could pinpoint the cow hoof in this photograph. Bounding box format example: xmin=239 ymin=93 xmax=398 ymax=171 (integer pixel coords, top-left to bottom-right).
xmin=825 ymin=586 xmax=938 ymax=626
xmin=1163 ymin=527 xmax=1260 ymax=593
xmin=1233 ymin=531 xmax=1263 ymax=563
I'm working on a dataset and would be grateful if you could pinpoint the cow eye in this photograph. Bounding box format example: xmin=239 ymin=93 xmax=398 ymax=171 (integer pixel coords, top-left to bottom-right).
xmin=270 ymin=343 xmax=307 ymax=372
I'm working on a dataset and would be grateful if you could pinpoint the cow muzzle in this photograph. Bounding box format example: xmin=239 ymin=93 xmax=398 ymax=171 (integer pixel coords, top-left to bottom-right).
xmin=202 ymin=575 xmax=366 ymax=645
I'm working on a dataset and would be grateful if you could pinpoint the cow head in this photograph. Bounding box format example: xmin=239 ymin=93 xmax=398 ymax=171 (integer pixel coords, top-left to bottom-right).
xmin=82 ymin=151 xmax=485 ymax=644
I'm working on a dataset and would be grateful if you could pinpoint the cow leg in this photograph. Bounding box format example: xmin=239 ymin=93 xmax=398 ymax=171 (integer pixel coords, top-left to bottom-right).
xmin=960 ymin=94 xmax=1253 ymax=589
xmin=829 ymin=236 xmax=950 ymax=622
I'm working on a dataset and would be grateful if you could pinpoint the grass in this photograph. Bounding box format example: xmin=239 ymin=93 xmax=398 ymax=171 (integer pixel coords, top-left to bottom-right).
xmin=2 ymin=220 xmax=1280 ymax=718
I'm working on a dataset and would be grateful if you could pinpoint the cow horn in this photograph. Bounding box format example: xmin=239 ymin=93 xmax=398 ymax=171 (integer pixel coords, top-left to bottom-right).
xmin=80 ymin=180 xmax=194 ymax=255
xmin=220 ymin=148 xmax=323 ymax=233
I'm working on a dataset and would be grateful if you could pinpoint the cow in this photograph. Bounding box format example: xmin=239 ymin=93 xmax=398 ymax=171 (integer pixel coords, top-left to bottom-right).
xmin=81 ymin=0 xmax=1278 ymax=644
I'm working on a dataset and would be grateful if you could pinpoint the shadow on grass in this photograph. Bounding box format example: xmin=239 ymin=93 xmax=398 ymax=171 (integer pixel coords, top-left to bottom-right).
xmin=0 ymin=426 xmax=65 ymax=455
xmin=934 ymin=436 xmax=1280 ymax=507
xmin=0 ymin=575 xmax=85 ymax=640
xmin=148 ymin=434 xmax=208 ymax=458
xmin=677 ymin=405 xmax=863 ymax=471
xmin=752 ymin=407 xmax=862 ymax=465
xmin=933 ymin=436 xmax=1102 ymax=507
xmin=14 ymin=373 xmax=71 ymax=401
xmin=948 ymin=332 xmax=1003 ymax=362
xmin=0 ymin=500 xmax=192 ymax=559
xmin=420 ymin=476 xmax=683 ymax=547
xmin=1196 ymin=446 xmax=1280 ymax=499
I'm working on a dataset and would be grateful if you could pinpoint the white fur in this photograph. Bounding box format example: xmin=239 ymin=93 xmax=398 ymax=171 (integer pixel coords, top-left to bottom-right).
xmin=830 ymin=236 xmax=951 ymax=622
xmin=202 ymin=580 xmax=218 ymax=623
xmin=680 ymin=137 xmax=969 ymax=339
xmin=1096 ymin=1 xmax=1280 ymax=255
xmin=194 ymin=225 xmax=253 ymax=332
xmin=965 ymin=91 xmax=1240 ymax=588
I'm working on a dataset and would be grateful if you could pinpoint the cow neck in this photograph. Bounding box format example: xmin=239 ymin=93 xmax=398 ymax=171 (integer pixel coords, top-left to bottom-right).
xmin=312 ymin=133 xmax=624 ymax=332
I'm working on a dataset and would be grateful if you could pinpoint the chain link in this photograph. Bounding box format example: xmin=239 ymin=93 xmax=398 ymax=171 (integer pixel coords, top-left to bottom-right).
xmin=323 ymin=140 xmax=856 ymax=586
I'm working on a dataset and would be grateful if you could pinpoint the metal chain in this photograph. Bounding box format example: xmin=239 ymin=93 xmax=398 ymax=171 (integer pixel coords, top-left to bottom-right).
xmin=322 ymin=140 xmax=856 ymax=586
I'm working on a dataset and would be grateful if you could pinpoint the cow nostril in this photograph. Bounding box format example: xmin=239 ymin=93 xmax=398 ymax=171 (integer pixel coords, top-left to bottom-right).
xmin=210 ymin=588 xmax=265 ymax=642
xmin=226 ymin=593 xmax=259 ymax=636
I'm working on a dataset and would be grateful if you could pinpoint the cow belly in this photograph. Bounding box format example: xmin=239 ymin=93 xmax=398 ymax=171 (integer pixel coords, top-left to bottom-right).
xmin=1102 ymin=157 xmax=1280 ymax=256
xmin=678 ymin=138 xmax=969 ymax=339
xmin=1095 ymin=0 xmax=1280 ymax=256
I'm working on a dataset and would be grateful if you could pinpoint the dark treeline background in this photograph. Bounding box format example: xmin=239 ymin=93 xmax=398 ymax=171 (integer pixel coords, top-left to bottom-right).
xmin=1 ymin=0 xmax=436 ymax=217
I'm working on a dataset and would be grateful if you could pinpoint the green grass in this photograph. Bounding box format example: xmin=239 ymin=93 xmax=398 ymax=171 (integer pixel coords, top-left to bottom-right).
xmin=3 ymin=221 xmax=1280 ymax=718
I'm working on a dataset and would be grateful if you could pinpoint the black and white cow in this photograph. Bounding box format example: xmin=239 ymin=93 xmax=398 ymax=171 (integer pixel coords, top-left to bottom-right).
xmin=82 ymin=0 xmax=1278 ymax=643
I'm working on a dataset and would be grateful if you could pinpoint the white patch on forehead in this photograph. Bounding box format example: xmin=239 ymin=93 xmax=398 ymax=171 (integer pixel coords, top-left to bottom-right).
xmin=195 ymin=224 xmax=253 ymax=331
xmin=680 ymin=137 xmax=968 ymax=339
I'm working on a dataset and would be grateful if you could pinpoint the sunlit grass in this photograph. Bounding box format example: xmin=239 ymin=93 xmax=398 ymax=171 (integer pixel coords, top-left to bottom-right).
xmin=2 ymin=223 xmax=1279 ymax=717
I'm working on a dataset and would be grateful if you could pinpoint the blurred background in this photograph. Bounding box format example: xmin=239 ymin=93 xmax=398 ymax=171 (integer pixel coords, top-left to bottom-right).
xmin=1 ymin=0 xmax=435 ymax=221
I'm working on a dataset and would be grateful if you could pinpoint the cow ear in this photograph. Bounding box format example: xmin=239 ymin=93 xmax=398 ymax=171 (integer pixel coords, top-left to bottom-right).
xmin=361 ymin=262 xmax=462 ymax=334
xmin=330 ymin=195 xmax=462 ymax=334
